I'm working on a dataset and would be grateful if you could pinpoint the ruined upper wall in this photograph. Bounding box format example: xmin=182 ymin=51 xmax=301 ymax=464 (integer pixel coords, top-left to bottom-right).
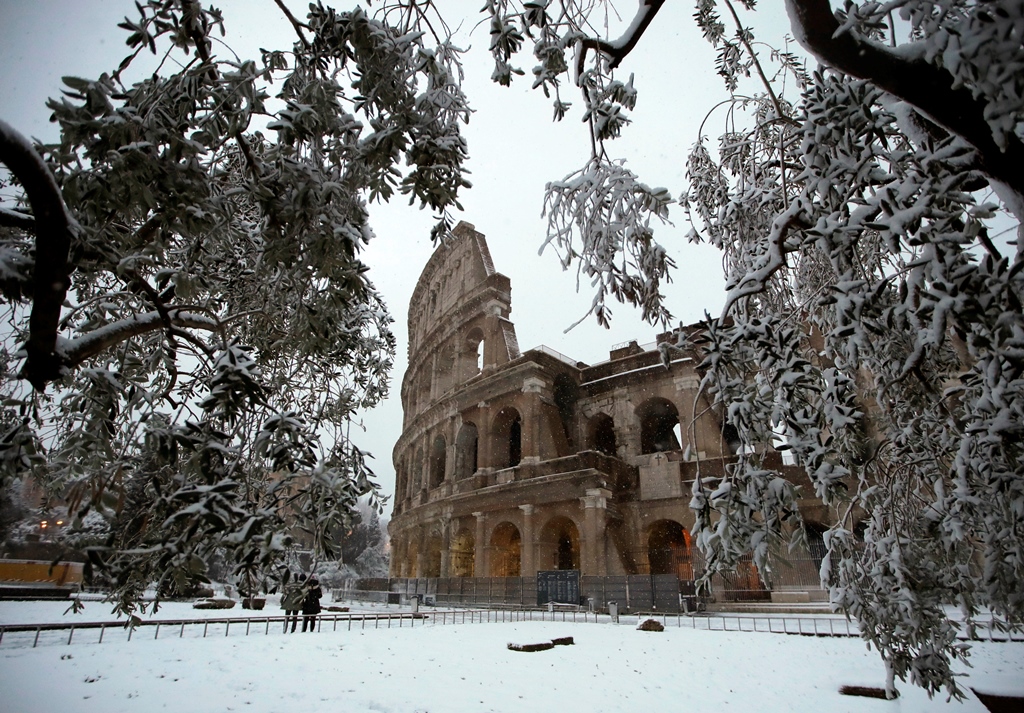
xmin=407 ymin=221 xmax=499 ymax=355
xmin=402 ymin=222 xmax=521 ymax=420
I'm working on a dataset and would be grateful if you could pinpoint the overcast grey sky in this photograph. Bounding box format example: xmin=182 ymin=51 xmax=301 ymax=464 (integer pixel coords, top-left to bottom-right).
xmin=0 ymin=0 xmax=799 ymax=505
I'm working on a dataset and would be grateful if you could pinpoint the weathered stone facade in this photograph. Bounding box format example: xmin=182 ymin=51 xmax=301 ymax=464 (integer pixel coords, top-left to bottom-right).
xmin=389 ymin=222 xmax=828 ymax=599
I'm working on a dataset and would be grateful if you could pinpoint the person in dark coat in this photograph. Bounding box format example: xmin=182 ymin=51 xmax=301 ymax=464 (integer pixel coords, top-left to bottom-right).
xmin=301 ymin=576 xmax=322 ymax=633
xmin=281 ymin=582 xmax=303 ymax=633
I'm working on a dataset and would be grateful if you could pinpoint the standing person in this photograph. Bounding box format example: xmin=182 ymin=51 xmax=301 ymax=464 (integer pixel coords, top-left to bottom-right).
xmin=301 ymin=576 xmax=323 ymax=633
xmin=281 ymin=581 xmax=302 ymax=633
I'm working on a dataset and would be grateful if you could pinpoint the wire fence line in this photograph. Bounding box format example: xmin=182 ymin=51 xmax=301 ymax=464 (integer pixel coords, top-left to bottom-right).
xmin=1 ymin=606 xmax=1020 ymax=651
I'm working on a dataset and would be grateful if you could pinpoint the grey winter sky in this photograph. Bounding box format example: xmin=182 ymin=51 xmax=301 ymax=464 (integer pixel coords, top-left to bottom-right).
xmin=0 ymin=0 xmax=799 ymax=505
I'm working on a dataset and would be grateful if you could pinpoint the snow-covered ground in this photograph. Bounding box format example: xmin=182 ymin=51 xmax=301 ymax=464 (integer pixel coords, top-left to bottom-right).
xmin=1 ymin=595 xmax=1022 ymax=713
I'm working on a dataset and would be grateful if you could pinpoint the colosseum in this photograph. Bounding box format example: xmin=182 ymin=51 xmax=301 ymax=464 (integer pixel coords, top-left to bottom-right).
xmin=388 ymin=221 xmax=828 ymax=604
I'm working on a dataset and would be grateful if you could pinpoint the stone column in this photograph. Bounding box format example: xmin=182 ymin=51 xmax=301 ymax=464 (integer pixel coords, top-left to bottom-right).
xmin=476 ymin=402 xmax=493 ymax=470
xmin=519 ymin=504 xmax=535 ymax=576
xmin=473 ymin=511 xmax=487 ymax=577
xmin=580 ymin=488 xmax=611 ymax=575
xmin=520 ymin=377 xmax=546 ymax=463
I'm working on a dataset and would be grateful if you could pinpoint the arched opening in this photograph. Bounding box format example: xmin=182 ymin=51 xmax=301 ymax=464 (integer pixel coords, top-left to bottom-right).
xmin=647 ymin=520 xmax=693 ymax=579
xmin=589 ymin=413 xmax=617 ymax=457
xmin=422 ymin=534 xmax=442 ymax=577
xmin=450 ymin=528 xmax=475 ymax=577
xmin=553 ymin=373 xmax=578 ymax=450
xmin=464 ymin=327 xmax=484 ymax=376
xmin=489 ymin=522 xmax=522 ymax=577
xmin=805 ymin=522 xmax=828 ymax=570
xmin=636 ymin=398 xmax=682 ymax=454
xmin=539 ymin=516 xmax=580 ymax=571
xmin=429 ymin=435 xmax=446 ymax=489
xmin=493 ymin=407 xmax=522 ymax=468
xmin=455 ymin=423 xmax=478 ymax=479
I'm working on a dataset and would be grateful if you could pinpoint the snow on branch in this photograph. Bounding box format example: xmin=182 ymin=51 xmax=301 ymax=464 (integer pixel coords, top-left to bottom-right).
xmin=784 ymin=0 xmax=1024 ymax=205
xmin=59 ymin=309 xmax=223 ymax=367
xmin=577 ymin=0 xmax=666 ymax=72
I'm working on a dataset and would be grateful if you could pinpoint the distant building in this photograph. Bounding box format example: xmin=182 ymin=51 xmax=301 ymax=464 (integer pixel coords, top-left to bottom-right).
xmin=388 ymin=222 xmax=830 ymax=603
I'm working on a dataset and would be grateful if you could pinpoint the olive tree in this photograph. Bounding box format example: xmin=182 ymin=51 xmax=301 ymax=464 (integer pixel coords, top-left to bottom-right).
xmin=474 ymin=0 xmax=1024 ymax=699
xmin=0 ymin=0 xmax=470 ymax=614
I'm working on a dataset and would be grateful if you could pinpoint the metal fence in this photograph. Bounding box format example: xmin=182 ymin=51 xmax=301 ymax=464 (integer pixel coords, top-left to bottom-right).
xmin=337 ymin=574 xmax=704 ymax=612
xmin=4 ymin=606 xmax=1022 ymax=651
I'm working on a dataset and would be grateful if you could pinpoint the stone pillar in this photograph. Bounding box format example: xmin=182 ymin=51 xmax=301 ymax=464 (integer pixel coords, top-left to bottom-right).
xmin=473 ymin=511 xmax=487 ymax=577
xmin=519 ymin=504 xmax=535 ymax=576
xmin=476 ymin=402 xmax=493 ymax=470
xmin=520 ymin=377 xmax=546 ymax=463
xmin=414 ymin=529 xmax=426 ymax=578
xmin=440 ymin=515 xmax=452 ymax=577
xmin=580 ymin=488 xmax=611 ymax=575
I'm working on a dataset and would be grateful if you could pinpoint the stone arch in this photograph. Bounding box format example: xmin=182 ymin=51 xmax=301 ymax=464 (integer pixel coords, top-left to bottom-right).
xmin=647 ymin=519 xmax=694 ymax=579
xmin=464 ymin=327 xmax=485 ymax=377
xmin=455 ymin=422 xmax=478 ymax=479
xmin=429 ymin=435 xmax=446 ymax=489
xmin=538 ymin=516 xmax=580 ymax=571
xmin=636 ymin=397 xmax=682 ymax=454
xmin=492 ymin=407 xmax=522 ymax=468
xmin=588 ymin=413 xmax=617 ymax=456
xmin=489 ymin=522 xmax=522 ymax=577
xmin=450 ymin=528 xmax=475 ymax=577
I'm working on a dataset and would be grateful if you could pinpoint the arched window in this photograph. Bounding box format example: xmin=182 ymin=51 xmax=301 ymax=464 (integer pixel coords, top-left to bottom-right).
xmin=455 ymin=423 xmax=478 ymax=479
xmin=493 ymin=407 xmax=522 ymax=468
xmin=539 ymin=516 xmax=580 ymax=571
xmin=464 ymin=327 xmax=484 ymax=376
xmin=489 ymin=522 xmax=522 ymax=577
xmin=636 ymin=398 xmax=682 ymax=454
xmin=647 ymin=520 xmax=693 ymax=579
xmin=429 ymin=435 xmax=446 ymax=489
xmin=589 ymin=413 xmax=617 ymax=457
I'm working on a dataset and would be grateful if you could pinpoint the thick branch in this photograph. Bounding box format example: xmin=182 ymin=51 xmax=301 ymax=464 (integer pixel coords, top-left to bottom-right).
xmin=60 ymin=309 xmax=221 ymax=367
xmin=786 ymin=0 xmax=1024 ymax=202
xmin=0 ymin=206 xmax=36 ymax=231
xmin=578 ymin=0 xmax=666 ymax=71
xmin=0 ymin=118 xmax=74 ymax=391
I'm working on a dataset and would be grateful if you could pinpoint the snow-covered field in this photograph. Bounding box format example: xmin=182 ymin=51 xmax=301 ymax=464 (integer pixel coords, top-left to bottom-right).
xmin=1 ymin=596 xmax=1022 ymax=713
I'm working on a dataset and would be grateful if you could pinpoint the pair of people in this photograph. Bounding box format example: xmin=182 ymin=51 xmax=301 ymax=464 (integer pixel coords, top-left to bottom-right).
xmin=282 ymin=576 xmax=322 ymax=633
